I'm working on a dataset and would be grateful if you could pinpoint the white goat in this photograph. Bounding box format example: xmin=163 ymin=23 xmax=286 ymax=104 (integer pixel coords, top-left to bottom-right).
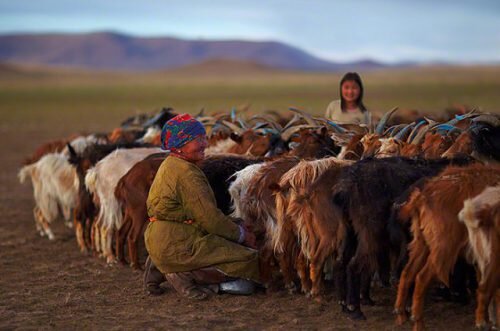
xmin=18 ymin=153 xmax=79 ymax=239
xmin=85 ymin=147 xmax=163 ymax=264
xmin=18 ymin=135 xmax=103 ymax=239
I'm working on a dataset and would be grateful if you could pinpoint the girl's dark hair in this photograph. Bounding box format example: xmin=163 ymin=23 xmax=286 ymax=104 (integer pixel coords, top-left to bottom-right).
xmin=340 ymin=72 xmax=367 ymax=112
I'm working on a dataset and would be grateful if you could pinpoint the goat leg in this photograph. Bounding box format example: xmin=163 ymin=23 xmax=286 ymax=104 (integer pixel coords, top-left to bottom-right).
xmin=116 ymin=214 xmax=132 ymax=265
xmin=296 ymin=250 xmax=311 ymax=295
xmin=345 ymin=260 xmax=365 ymax=320
xmin=360 ymin=272 xmax=374 ymax=306
xmin=410 ymin=259 xmax=435 ymax=331
xmin=84 ymin=218 xmax=93 ymax=250
xmin=394 ymin=241 xmax=429 ymax=326
xmin=475 ymin=277 xmax=498 ymax=329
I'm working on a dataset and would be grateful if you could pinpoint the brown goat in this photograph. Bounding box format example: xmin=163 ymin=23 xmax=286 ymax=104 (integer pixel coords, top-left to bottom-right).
xmin=108 ymin=128 xmax=143 ymax=144
xmin=114 ymin=155 xmax=166 ymax=268
xmin=287 ymin=127 xmax=339 ymax=159
xmin=420 ymin=132 xmax=454 ymax=159
xmin=394 ymin=163 xmax=500 ymax=331
xmin=459 ymin=185 xmax=500 ymax=329
xmin=227 ymin=130 xmax=273 ymax=156
xmin=23 ymin=135 xmax=81 ymax=165
xmin=399 ymin=143 xmax=421 ymax=158
xmin=338 ymin=134 xmax=364 ymax=160
xmin=442 ymin=131 xmax=473 ymax=158
xmin=360 ymin=134 xmax=382 ymax=158
xmin=275 ymin=157 xmax=352 ymax=299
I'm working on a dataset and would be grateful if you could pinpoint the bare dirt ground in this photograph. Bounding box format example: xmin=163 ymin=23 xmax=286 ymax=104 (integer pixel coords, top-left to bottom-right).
xmin=0 ymin=126 xmax=477 ymax=330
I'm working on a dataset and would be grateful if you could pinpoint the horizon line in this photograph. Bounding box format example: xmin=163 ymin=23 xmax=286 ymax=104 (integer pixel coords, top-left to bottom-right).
xmin=1 ymin=29 xmax=500 ymax=66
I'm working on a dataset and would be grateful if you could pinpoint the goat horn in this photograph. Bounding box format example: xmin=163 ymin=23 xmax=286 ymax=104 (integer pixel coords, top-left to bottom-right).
xmin=394 ymin=123 xmax=414 ymax=140
xmin=330 ymin=132 xmax=355 ymax=146
xmin=197 ymin=116 xmax=216 ymax=124
xmin=266 ymin=120 xmax=283 ymax=131
xmin=195 ymin=107 xmax=205 ymax=118
xmin=375 ymin=107 xmax=399 ymax=135
xmin=447 ymin=126 xmax=463 ymax=137
xmin=411 ymin=122 xmax=440 ymax=145
xmin=386 ymin=124 xmax=407 ymax=137
xmin=282 ymin=114 xmax=302 ymax=131
xmin=446 ymin=109 xmax=479 ymax=125
xmin=472 ymin=114 xmax=500 ymax=127
xmin=255 ymin=127 xmax=279 ymax=135
xmin=222 ymin=120 xmax=244 ymax=134
xmin=215 ymin=113 xmax=231 ymax=122
xmin=325 ymin=119 xmax=348 ymax=134
xmin=238 ymin=118 xmax=249 ymax=130
xmin=423 ymin=116 xmax=438 ymax=126
xmin=407 ymin=120 xmax=428 ymax=143
xmin=383 ymin=126 xmax=397 ymax=136
xmin=250 ymin=114 xmax=273 ymax=122
xmin=432 ymin=123 xmax=459 ymax=135
xmin=230 ymin=108 xmax=237 ymax=122
xmin=289 ymin=107 xmax=317 ymax=126
xmin=250 ymin=115 xmax=283 ymax=131
xmin=252 ymin=122 xmax=270 ymax=130
xmin=281 ymin=124 xmax=318 ymax=141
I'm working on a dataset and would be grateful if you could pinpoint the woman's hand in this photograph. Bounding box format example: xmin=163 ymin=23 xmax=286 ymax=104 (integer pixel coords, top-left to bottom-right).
xmin=236 ymin=221 xmax=256 ymax=249
xmin=242 ymin=230 xmax=257 ymax=249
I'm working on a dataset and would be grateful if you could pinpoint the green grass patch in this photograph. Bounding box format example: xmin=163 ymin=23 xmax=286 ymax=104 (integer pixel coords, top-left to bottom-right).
xmin=1 ymin=66 xmax=499 ymax=138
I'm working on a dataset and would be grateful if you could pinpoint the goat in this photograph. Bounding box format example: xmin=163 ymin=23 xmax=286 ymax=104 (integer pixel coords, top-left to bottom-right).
xmin=18 ymin=153 xmax=79 ymax=239
xmin=107 ymin=128 xmax=145 ymax=144
xmin=114 ymin=155 xmax=166 ymax=267
xmin=394 ymin=163 xmax=500 ymax=331
xmin=22 ymin=134 xmax=105 ymax=165
xmin=337 ymin=134 xmax=364 ymax=160
xmin=206 ymin=126 xmax=278 ymax=157
xmin=274 ymin=157 xmax=352 ymax=298
xmin=229 ymin=157 xmax=300 ymax=290
xmin=287 ymin=127 xmax=340 ymax=159
xmin=18 ymin=135 xmax=104 ymax=240
xmin=67 ymin=141 xmax=154 ymax=253
xmin=23 ymin=138 xmax=73 ymax=165
xmin=360 ymin=134 xmax=382 ymax=159
xmin=442 ymin=119 xmax=500 ymax=163
xmin=309 ymin=157 xmax=472 ymax=319
xmin=459 ymin=185 xmax=500 ymax=329
xmin=85 ymin=147 xmax=163 ymax=264
xmin=420 ymin=132 xmax=454 ymax=159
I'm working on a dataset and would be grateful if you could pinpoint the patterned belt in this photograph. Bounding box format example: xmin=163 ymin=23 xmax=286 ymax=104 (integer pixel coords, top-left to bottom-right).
xmin=149 ymin=217 xmax=193 ymax=225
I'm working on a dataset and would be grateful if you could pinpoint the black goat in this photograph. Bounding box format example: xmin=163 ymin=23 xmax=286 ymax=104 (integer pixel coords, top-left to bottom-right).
xmin=311 ymin=157 xmax=471 ymax=319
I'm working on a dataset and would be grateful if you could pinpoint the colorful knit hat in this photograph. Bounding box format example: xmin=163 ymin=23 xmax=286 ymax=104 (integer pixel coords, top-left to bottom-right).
xmin=160 ymin=113 xmax=206 ymax=151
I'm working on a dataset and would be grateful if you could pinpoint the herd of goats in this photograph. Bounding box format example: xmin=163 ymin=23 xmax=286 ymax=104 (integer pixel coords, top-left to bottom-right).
xmin=18 ymin=106 xmax=500 ymax=330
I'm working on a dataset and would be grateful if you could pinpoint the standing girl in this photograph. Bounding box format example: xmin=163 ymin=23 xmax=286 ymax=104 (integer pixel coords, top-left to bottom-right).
xmin=325 ymin=72 xmax=371 ymax=125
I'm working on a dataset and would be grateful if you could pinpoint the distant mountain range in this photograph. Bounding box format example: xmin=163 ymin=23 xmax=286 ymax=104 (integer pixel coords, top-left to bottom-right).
xmin=0 ymin=31 xmax=392 ymax=72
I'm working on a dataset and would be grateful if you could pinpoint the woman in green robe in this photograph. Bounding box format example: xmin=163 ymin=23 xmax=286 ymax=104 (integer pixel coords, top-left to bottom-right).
xmin=144 ymin=113 xmax=259 ymax=300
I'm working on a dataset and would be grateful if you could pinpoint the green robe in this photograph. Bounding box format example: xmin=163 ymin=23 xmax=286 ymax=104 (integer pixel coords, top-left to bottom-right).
xmin=145 ymin=156 xmax=259 ymax=282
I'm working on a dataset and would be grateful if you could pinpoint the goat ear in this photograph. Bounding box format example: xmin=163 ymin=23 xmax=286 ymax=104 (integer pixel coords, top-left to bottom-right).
xmin=230 ymin=132 xmax=242 ymax=143
xmin=66 ymin=143 xmax=77 ymax=158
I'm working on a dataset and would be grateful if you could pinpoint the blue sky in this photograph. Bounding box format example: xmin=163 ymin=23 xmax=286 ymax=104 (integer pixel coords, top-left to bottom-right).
xmin=1 ymin=0 xmax=499 ymax=63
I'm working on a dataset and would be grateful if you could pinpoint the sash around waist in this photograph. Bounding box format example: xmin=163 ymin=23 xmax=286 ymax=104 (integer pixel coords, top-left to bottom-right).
xmin=149 ymin=217 xmax=194 ymax=225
